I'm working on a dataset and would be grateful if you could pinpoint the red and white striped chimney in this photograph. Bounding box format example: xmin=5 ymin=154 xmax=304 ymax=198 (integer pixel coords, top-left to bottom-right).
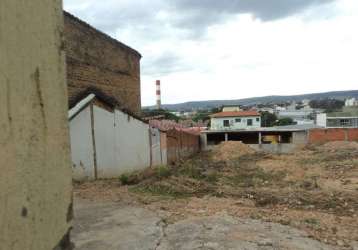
xmin=156 ymin=80 xmax=161 ymax=109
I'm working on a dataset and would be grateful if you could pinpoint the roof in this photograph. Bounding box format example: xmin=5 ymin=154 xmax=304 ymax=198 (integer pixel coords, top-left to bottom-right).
xmin=149 ymin=120 xmax=184 ymax=131
xmin=149 ymin=120 xmax=201 ymax=135
xmin=64 ymin=11 xmax=141 ymax=58
xmin=210 ymin=111 xmax=260 ymax=118
xmin=68 ymin=88 xmax=146 ymax=123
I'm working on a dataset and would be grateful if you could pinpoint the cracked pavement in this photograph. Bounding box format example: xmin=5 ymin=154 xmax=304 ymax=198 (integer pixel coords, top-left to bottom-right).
xmin=72 ymin=198 xmax=338 ymax=250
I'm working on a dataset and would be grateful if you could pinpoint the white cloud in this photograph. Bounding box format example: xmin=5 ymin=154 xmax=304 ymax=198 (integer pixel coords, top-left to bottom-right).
xmin=64 ymin=0 xmax=358 ymax=106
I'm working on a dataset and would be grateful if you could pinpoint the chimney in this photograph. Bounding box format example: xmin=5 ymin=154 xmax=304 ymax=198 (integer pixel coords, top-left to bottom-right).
xmin=156 ymin=80 xmax=161 ymax=110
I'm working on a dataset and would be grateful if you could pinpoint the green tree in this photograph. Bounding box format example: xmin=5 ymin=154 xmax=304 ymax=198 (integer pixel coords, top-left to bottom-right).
xmin=309 ymin=99 xmax=344 ymax=112
xmin=260 ymin=112 xmax=277 ymax=127
xmin=275 ymin=117 xmax=296 ymax=126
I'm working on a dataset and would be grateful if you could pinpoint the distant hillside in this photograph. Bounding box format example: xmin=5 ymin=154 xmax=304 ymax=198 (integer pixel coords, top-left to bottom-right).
xmin=145 ymin=90 xmax=358 ymax=111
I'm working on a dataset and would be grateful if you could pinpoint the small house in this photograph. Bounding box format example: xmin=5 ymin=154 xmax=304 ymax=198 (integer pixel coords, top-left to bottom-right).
xmin=210 ymin=111 xmax=261 ymax=130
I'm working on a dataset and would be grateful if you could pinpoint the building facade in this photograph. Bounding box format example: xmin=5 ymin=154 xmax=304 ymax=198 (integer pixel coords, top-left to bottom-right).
xmin=210 ymin=111 xmax=261 ymax=130
xmin=64 ymin=12 xmax=142 ymax=114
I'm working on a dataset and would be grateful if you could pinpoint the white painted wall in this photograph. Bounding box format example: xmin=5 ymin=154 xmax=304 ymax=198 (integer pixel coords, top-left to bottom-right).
xmin=211 ymin=116 xmax=261 ymax=130
xmin=316 ymin=113 xmax=327 ymax=127
xmin=69 ymin=106 xmax=95 ymax=180
xmin=70 ymin=101 xmax=152 ymax=180
xmin=150 ymin=127 xmax=163 ymax=166
xmin=93 ymin=106 xmax=117 ymax=178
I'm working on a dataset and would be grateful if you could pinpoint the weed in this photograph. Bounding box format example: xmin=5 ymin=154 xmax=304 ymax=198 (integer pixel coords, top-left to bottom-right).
xmin=119 ymin=174 xmax=130 ymax=185
xmin=155 ymin=165 xmax=171 ymax=179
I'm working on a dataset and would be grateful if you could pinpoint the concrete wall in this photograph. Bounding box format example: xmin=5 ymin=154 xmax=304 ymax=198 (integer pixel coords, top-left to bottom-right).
xmin=249 ymin=144 xmax=298 ymax=154
xmin=93 ymin=106 xmax=117 ymax=178
xmin=113 ymin=109 xmax=151 ymax=175
xmin=0 ymin=1 xmax=73 ymax=249
xmin=151 ymin=128 xmax=166 ymax=166
xmin=70 ymin=101 xmax=151 ymax=179
xmin=292 ymin=131 xmax=308 ymax=144
xmin=69 ymin=106 xmax=95 ymax=180
xmin=64 ymin=12 xmax=142 ymax=114
xmin=316 ymin=113 xmax=327 ymax=127
xmin=211 ymin=116 xmax=261 ymax=130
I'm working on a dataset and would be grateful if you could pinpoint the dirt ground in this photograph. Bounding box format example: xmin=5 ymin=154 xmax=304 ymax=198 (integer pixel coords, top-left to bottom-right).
xmin=73 ymin=141 xmax=358 ymax=250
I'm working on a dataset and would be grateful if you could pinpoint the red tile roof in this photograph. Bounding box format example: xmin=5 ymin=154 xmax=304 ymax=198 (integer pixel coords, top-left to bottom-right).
xmin=210 ymin=111 xmax=260 ymax=118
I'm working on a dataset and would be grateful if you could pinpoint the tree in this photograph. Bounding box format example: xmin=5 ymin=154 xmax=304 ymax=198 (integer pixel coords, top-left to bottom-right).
xmin=275 ymin=117 xmax=296 ymax=126
xmin=309 ymin=99 xmax=344 ymax=112
xmin=260 ymin=112 xmax=277 ymax=127
xmin=141 ymin=109 xmax=180 ymax=121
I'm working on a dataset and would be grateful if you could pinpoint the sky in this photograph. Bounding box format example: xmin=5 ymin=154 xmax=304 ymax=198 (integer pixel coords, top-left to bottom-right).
xmin=63 ymin=0 xmax=358 ymax=106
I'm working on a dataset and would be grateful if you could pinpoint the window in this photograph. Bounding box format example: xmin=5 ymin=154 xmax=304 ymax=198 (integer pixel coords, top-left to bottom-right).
xmin=247 ymin=119 xmax=253 ymax=126
xmin=340 ymin=119 xmax=351 ymax=127
xmin=223 ymin=120 xmax=230 ymax=127
xmin=256 ymin=118 xmax=260 ymax=122
xmin=235 ymin=118 xmax=241 ymax=123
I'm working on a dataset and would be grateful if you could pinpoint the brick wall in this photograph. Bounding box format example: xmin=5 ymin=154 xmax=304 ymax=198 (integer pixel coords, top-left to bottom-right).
xmin=308 ymin=128 xmax=358 ymax=143
xmin=166 ymin=129 xmax=200 ymax=164
xmin=64 ymin=12 xmax=142 ymax=114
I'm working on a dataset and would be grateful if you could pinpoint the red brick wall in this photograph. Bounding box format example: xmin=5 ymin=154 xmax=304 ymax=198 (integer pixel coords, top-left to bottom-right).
xmin=308 ymin=128 xmax=358 ymax=143
xmin=64 ymin=12 xmax=142 ymax=114
xmin=166 ymin=129 xmax=200 ymax=164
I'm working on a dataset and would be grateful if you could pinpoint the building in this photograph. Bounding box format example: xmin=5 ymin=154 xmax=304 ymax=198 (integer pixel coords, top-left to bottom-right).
xmin=1 ymin=2 xmax=73 ymax=249
xmin=69 ymin=91 xmax=153 ymax=180
xmin=222 ymin=105 xmax=241 ymax=112
xmin=210 ymin=111 xmax=261 ymax=130
xmin=345 ymin=98 xmax=358 ymax=107
xmin=64 ymin=12 xmax=142 ymax=114
xmin=316 ymin=107 xmax=358 ymax=128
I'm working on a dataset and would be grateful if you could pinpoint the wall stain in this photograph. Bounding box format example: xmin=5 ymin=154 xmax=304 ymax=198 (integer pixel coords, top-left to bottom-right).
xmin=32 ymin=67 xmax=47 ymax=131
xmin=21 ymin=207 xmax=28 ymax=218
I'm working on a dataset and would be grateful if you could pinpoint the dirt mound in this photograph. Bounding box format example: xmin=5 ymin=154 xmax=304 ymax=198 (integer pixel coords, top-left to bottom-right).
xmin=211 ymin=141 xmax=256 ymax=162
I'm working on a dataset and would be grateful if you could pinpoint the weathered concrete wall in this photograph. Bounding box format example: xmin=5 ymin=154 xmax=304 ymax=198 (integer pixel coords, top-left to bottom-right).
xmin=249 ymin=144 xmax=298 ymax=154
xmin=0 ymin=1 xmax=73 ymax=249
xmin=64 ymin=12 xmax=142 ymax=114
xmin=292 ymin=131 xmax=308 ymax=144
xmin=308 ymin=128 xmax=358 ymax=143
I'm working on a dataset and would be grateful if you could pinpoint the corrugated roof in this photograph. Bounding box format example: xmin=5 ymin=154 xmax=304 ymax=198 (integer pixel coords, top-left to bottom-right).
xmin=211 ymin=111 xmax=260 ymax=118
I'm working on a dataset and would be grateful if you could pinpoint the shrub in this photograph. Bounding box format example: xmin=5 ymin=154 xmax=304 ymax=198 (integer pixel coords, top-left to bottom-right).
xmin=119 ymin=174 xmax=130 ymax=185
xmin=155 ymin=165 xmax=171 ymax=179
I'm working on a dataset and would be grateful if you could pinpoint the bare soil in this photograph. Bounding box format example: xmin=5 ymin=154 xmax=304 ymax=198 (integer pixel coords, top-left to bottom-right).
xmin=74 ymin=141 xmax=358 ymax=249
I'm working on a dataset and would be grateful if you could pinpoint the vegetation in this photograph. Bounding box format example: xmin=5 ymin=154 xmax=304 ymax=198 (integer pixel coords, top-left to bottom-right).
xmin=275 ymin=117 xmax=296 ymax=126
xmin=260 ymin=112 xmax=278 ymax=127
xmin=309 ymin=99 xmax=344 ymax=112
xmin=141 ymin=108 xmax=181 ymax=121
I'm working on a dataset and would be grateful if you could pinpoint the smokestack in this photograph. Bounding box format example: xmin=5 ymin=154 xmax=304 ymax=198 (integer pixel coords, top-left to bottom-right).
xmin=156 ymin=80 xmax=161 ymax=110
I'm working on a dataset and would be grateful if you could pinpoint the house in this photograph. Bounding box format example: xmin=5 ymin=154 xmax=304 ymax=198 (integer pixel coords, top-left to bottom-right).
xmin=210 ymin=110 xmax=261 ymax=130
xmin=316 ymin=107 xmax=358 ymax=128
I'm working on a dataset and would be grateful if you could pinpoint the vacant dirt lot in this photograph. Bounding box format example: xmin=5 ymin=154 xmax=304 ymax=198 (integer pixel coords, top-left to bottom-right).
xmin=73 ymin=141 xmax=358 ymax=249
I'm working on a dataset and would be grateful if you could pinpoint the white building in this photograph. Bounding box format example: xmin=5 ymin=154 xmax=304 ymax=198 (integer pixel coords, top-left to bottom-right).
xmin=69 ymin=92 xmax=166 ymax=180
xmin=316 ymin=107 xmax=358 ymax=128
xmin=345 ymin=98 xmax=358 ymax=107
xmin=210 ymin=111 xmax=261 ymax=130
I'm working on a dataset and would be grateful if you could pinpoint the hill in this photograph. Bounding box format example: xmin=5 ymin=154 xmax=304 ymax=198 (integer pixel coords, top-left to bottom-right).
xmin=145 ymin=90 xmax=358 ymax=111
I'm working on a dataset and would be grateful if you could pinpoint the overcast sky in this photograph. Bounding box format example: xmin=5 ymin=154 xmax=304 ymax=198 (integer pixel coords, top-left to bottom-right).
xmin=64 ymin=0 xmax=358 ymax=106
